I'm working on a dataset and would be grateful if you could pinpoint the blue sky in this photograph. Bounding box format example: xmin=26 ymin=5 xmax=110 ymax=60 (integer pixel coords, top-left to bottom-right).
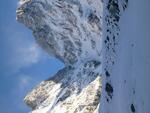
xmin=0 ymin=0 xmax=64 ymax=113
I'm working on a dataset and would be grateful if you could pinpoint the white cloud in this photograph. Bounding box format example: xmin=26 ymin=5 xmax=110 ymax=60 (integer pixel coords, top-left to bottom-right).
xmin=11 ymin=42 xmax=42 ymax=69
xmin=6 ymin=41 xmax=44 ymax=75
xmin=1 ymin=23 xmax=47 ymax=75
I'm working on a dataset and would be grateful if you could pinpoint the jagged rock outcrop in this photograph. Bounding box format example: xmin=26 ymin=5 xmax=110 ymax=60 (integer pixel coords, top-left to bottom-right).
xmin=17 ymin=0 xmax=102 ymax=65
xmin=25 ymin=61 xmax=101 ymax=113
xmin=16 ymin=0 xmax=103 ymax=113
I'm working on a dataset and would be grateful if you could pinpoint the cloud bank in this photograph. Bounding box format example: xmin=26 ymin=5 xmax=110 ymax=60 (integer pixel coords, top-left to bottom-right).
xmin=1 ymin=22 xmax=45 ymax=75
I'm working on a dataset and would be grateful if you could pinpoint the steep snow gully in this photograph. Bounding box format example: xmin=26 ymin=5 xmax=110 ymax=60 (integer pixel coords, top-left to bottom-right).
xmin=17 ymin=0 xmax=150 ymax=113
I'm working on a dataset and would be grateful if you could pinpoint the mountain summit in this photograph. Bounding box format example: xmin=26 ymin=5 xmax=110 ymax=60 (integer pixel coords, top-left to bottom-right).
xmin=17 ymin=0 xmax=103 ymax=113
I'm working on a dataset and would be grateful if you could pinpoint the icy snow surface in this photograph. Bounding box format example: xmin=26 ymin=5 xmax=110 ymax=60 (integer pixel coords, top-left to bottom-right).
xmin=100 ymin=0 xmax=150 ymax=113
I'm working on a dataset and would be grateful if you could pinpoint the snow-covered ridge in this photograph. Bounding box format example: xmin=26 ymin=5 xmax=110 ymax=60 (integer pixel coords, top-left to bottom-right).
xmin=25 ymin=61 xmax=101 ymax=113
xmin=16 ymin=0 xmax=103 ymax=113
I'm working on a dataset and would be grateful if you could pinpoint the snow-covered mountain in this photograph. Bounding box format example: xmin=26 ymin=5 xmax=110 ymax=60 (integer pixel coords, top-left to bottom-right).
xmin=16 ymin=0 xmax=103 ymax=113
xmin=17 ymin=0 xmax=150 ymax=113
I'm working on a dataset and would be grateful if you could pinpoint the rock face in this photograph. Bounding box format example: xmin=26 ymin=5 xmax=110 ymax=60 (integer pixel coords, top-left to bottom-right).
xmin=16 ymin=0 xmax=103 ymax=113
xmin=17 ymin=0 xmax=102 ymax=65
xmin=24 ymin=61 xmax=101 ymax=113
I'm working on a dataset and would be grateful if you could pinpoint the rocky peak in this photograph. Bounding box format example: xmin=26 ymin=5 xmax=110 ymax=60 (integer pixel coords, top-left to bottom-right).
xmin=17 ymin=0 xmax=102 ymax=65
xmin=16 ymin=0 xmax=103 ymax=113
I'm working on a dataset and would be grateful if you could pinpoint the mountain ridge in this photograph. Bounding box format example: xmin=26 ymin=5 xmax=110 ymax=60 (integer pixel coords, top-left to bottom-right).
xmin=16 ymin=0 xmax=103 ymax=113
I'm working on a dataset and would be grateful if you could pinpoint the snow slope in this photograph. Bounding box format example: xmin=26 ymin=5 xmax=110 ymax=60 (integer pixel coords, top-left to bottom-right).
xmin=100 ymin=0 xmax=150 ymax=113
